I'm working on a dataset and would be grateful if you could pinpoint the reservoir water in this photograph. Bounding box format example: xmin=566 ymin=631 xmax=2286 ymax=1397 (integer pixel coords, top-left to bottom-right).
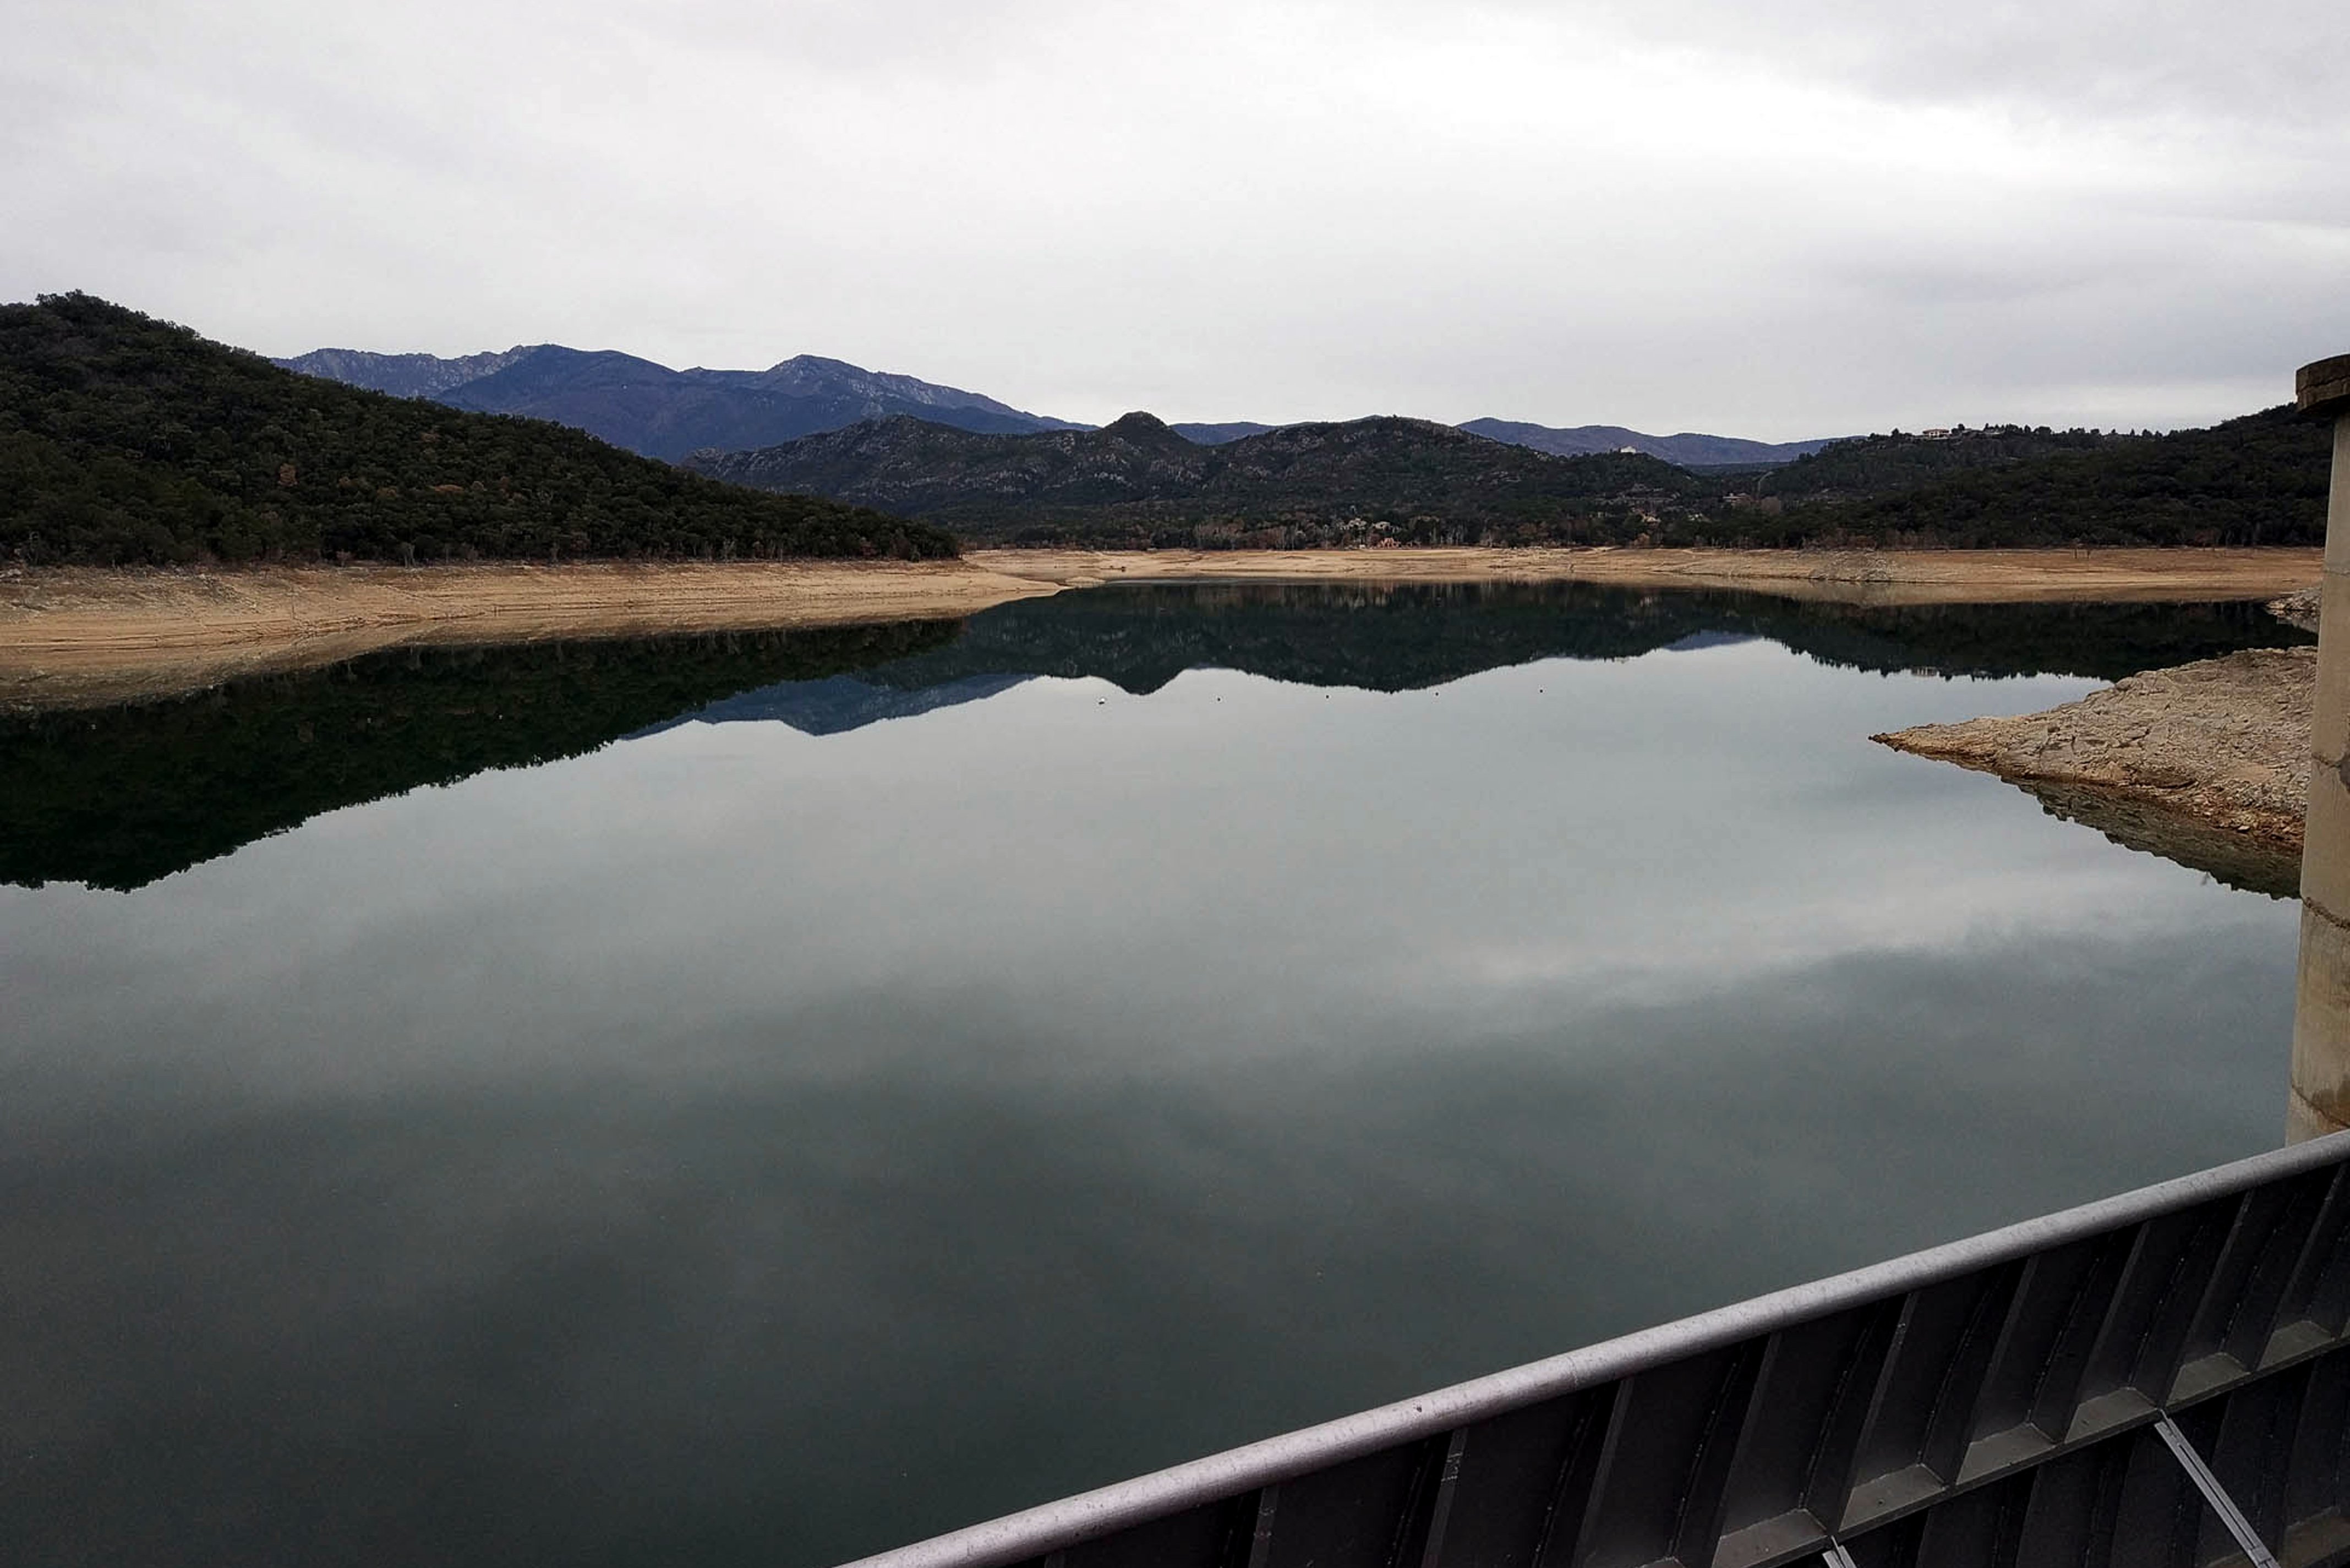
xmin=0 ymin=584 xmax=2314 ymax=1566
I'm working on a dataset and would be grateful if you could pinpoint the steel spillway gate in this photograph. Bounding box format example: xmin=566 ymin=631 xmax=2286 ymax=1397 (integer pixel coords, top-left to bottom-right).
xmin=845 ymin=1131 xmax=2350 ymax=1568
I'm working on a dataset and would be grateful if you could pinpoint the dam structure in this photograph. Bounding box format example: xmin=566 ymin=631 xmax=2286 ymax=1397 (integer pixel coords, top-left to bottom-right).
xmin=2295 ymin=351 xmax=2350 ymax=1141
xmin=842 ymin=358 xmax=2350 ymax=1568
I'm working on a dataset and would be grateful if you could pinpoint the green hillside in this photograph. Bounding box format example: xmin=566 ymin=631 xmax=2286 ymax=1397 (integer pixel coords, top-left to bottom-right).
xmin=1753 ymin=425 xmax=2130 ymax=500
xmin=1719 ymin=408 xmax=2329 ymax=548
xmin=0 ymin=293 xmax=957 ymax=566
xmin=689 ymin=411 xmax=1714 ymax=545
xmin=695 ymin=403 xmax=2332 ymax=551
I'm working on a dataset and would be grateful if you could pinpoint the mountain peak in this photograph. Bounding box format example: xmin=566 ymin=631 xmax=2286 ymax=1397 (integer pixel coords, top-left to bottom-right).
xmin=764 ymin=353 xmax=860 ymax=375
xmin=1103 ymin=411 xmax=1177 ymax=439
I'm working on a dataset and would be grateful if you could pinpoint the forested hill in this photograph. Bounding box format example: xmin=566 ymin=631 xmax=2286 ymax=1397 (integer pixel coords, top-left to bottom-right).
xmin=1755 ymin=425 xmax=2133 ymax=500
xmin=688 ymin=411 xmax=1710 ymax=546
xmin=1723 ymin=408 xmax=2330 ymax=548
xmin=0 ymin=294 xmax=957 ymax=566
xmin=692 ymin=401 xmax=2331 ymax=549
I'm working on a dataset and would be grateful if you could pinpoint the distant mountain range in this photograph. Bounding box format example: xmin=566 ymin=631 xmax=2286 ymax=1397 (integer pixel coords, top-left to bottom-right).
xmin=272 ymin=345 xmax=1086 ymax=461
xmin=17 ymin=293 xmax=2316 ymax=570
xmin=686 ymin=410 xmax=1707 ymax=545
xmin=1458 ymin=418 xmax=1835 ymax=468
xmin=275 ymin=344 xmax=1837 ymax=467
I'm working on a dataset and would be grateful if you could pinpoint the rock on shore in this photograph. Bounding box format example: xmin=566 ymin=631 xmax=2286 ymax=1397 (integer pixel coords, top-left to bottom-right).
xmin=1875 ymin=647 xmax=2314 ymax=893
xmin=2271 ymin=584 xmax=2322 ymax=633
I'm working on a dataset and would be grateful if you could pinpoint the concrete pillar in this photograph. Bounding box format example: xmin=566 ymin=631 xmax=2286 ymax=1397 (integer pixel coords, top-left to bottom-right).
xmin=2289 ymin=353 xmax=2350 ymax=1139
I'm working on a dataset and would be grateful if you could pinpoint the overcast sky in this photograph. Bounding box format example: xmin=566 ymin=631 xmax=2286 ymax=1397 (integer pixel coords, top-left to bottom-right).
xmin=6 ymin=0 xmax=2346 ymax=437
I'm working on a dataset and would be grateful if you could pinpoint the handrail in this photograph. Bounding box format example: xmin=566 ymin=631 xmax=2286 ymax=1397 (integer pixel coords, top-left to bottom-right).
xmin=847 ymin=1128 xmax=2350 ymax=1568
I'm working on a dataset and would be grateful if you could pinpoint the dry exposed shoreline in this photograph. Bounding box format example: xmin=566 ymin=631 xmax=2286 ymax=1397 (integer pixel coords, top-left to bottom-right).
xmin=0 ymin=545 xmax=2321 ymax=710
xmin=0 ymin=558 xmax=1059 ymax=710
xmin=1877 ymin=648 xmax=2316 ymax=895
xmin=977 ymin=545 xmax=2322 ymax=605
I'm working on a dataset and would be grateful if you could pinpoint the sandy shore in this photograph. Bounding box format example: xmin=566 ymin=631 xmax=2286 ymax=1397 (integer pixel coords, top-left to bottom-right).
xmin=0 ymin=559 xmax=1058 ymax=709
xmin=1876 ymin=648 xmax=2314 ymax=895
xmin=976 ymin=545 xmax=2323 ymax=605
xmin=0 ymin=546 xmax=2320 ymax=709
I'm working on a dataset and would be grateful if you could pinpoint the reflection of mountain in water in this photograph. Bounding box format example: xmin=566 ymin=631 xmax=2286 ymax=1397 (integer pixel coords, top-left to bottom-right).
xmin=1663 ymin=632 xmax=1760 ymax=653
xmin=643 ymin=672 xmax=1034 ymax=738
xmin=0 ymin=582 xmax=2309 ymax=890
xmin=0 ymin=622 xmax=958 ymax=891
xmin=669 ymin=585 xmax=2308 ymax=740
xmin=842 ymin=583 xmax=2306 ymax=696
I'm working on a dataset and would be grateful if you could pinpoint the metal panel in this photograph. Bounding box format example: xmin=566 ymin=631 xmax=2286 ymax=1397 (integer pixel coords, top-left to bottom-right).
xmin=1430 ymin=1392 xmax=1610 ymax=1568
xmin=1714 ymin=1312 xmax=1878 ymax=1568
xmin=843 ymin=1132 xmax=2350 ymax=1568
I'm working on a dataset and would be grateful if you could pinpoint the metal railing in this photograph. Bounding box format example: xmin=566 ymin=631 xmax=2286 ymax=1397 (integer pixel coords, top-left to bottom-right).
xmin=846 ymin=1130 xmax=2350 ymax=1568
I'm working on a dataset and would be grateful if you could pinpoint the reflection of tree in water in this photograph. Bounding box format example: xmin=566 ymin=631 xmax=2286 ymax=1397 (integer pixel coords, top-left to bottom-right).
xmin=0 ymin=621 xmax=957 ymax=890
xmin=856 ymin=582 xmax=2309 ymax=694
xmin=0 ymin=584 xmax=2308 ymax=892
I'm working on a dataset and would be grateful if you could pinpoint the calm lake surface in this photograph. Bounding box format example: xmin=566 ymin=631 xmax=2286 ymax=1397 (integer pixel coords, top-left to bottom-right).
xmin=0 ymin=584 xmax=2314 ymax=1565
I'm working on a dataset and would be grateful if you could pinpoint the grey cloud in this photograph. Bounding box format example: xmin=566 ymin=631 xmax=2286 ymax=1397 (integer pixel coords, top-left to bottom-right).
xmin=1543 ymin=0 xmax=2350 ymax=125
xmin=1 ymin=0 xmax=2344 ymax=436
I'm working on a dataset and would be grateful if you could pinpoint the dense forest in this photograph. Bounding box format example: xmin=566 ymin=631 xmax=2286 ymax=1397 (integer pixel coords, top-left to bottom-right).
xmin=693 ymin=403 xmax=2332 ymax=551
xmin=0 ymin=294 xmax=957 ymax=566
xmin=688 ymin=411 xmax=1715 ymax=546
xmin=1713 ymin=408 xmax=2331 ymax=548
xmin=1751 ymin=425 xmax=2130 ymax=500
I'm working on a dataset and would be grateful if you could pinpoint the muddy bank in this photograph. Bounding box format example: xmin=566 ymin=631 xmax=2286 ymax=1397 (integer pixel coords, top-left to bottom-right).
xmin=0 ymin=546 xmax=2320 ymax=711
xmin=1876 ymin=647 xmax=2314 ymax=890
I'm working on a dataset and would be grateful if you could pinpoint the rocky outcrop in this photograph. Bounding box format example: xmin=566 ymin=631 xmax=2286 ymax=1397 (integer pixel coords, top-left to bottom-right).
xmin=2271 ymin=584 xmax=2322 ymax=632
xmin=1876 ymin=647 xmax=2315 ymax=871
xmin=271 ymin=346 xmax=530 ymax=399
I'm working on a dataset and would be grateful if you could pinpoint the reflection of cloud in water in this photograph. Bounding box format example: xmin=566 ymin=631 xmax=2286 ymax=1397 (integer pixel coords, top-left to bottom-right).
xmin=0 ymin=925 xmax=2291 ymax=1567
xmin=0 ymin=590 xmax=2312 ymax=1567
xmin=1 ymin=652 xmax=2277 ymax=1108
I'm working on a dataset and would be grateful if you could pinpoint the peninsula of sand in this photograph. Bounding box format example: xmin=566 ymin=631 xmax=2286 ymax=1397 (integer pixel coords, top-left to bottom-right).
xmin=0 ymin=546 xmax=2320 ymax=711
